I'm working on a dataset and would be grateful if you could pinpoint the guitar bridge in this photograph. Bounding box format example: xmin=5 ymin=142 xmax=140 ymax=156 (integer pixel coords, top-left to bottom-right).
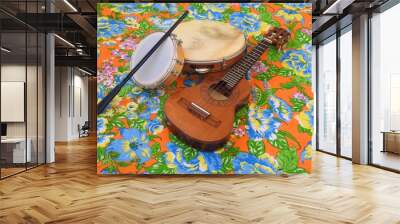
xmin=178 ymin=98 xmax=221 ymax=127
xmin=189 ymin=102 xmax=210 ymax=119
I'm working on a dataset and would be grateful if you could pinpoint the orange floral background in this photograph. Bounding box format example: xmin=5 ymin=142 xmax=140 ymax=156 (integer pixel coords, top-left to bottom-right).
xmin=97 ymin=3 xmax=313 ymax=175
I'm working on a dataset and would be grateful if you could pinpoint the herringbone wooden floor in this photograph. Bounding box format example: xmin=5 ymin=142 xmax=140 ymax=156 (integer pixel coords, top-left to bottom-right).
xmin=1 ymin=136 xmax=400 ymax=224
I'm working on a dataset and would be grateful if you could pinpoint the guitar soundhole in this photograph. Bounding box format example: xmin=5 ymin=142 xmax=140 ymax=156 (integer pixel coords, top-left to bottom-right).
xmin=208 ymin=83 xmax=229 ymax=101
xmin=200 ymin=81 xmax=238 ymax=106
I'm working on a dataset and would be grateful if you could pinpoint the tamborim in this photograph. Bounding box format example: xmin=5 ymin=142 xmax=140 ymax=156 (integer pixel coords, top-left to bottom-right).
xmin=173 ymin=20 xmax=246 ymax=74
xmin=131 ymin=32 xmax=184 ymax=89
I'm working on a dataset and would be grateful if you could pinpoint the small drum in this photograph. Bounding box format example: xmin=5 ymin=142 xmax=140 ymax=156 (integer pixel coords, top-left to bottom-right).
xmin=173 ymin=20 xmax=246 ymax=74
xmin=131 ymin=32 xmax=184 ymax=89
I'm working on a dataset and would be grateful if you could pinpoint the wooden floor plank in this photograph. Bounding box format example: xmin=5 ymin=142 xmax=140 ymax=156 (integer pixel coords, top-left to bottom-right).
xmin=0 ymin=136 xmax=400 ymax=223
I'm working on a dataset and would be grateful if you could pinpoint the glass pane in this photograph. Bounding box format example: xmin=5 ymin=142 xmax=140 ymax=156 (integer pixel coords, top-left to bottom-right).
xmin=27 ymin=31 xmax=38 ymax=169
xmin=340 ymin=29 xmax=352 ymax=158
xmin=371 ymin=4 xmax=400 ymax=171
xmin=312 ymin=45 xmax=317 ymax=151
xmin=318 ymin=37 xmax=337 ymax=154
xmin=38 ymin=32 xmax=45 ymax=165
xmin=1 ymin=31 xmax=27 ymax=177
xmin=26 ymin=0 xmax=40 ymax=169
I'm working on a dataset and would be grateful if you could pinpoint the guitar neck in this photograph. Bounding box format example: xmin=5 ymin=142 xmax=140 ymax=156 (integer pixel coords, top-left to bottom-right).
xmin=222 ymin=38 xmax=271 ymax=89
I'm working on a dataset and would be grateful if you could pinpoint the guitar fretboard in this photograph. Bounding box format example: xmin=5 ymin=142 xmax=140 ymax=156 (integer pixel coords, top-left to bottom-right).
xmin=222 ymin=38 xmax=271 ymax=89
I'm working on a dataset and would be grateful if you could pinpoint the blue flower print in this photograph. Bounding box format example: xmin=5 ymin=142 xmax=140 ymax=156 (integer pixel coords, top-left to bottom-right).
xmin=164 ymin=142 xmax=222 ymax=174
xmin=229 ymin=12 xmax=260 ymax=33
xmin=232 ymin=153 xmax=279 ymax=174
xmin=269 ymin=96 xmax=293 ymax=122
xmin=281 ymin=50 xmax=311 ymax=76
xmin=98 ymin=18 xmax=126 ymax=38
xmin=247 ymin=105 xmax=281 ymax=141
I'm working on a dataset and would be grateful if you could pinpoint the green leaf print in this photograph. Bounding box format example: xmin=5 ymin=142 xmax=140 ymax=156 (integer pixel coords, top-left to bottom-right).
xmin=259 ymin=11 xmax=272 ymax=23
xmin=278 ymin=130 xmax=301 ymax=150
xmin=158 ymin=94 xmax=169 ymax=122
xmin=257 ymin=65 xmax=296 ymax=81
xmin=221 ymin=156 xmax=234 ymax=173
xmin=109 ymin=151 xmax=120 ymax=159
xmin=159 ymin=94 xmax=169 ymax=112
xmin=139 ymin=20 xmax=152 ymax=31
xmin=254 ymin=34 xmax=265 ymax=42
xmin=129 ymin=118 xmax=146 ymax=130
xmin=270 ymin=130 xmax=302 ymax=152
xmin=151 ymin=142 xmax=161 ymax=155
xmin=222 ymin=8 xmax=233 ymax=22
xmin=118 ymin=65 xmax=130 ymax=73
xmin=146 ymin=142 xmax=176 ymax=174
xmin=270 ymin=131 xmax=289 ymax=151
xmin=298 ymin=126 xmax=313 ymax=136
xmin=191 ymin=3 xmax=206 ymax=14
xmin=118 ymin=85 xmax=133 ymax=97
xmin=277 ymin=148 xmax=305 ymax=174
xmin=117 ymin=161 xmax=130 ymax=167
xmin=254 ymin=87 xmax=267 ymax=107
xmin=295 ymin=30 xmax=311 ymax=44
xmin=220 ymin=144 xmax=239 ymax=173
xmin=267 ymin=46 xmax=283 ymax=62
xmin=290 ymin=98 xmax=306 ymax=112
xmin=104 ymin=165 xmax=117 ymax=174
xmin=183 ymin=147 xmax=198 ymax=162
xmin=256 ymin=72 xmax=273 ymax=81
xmin=234 ymin=105 xmax=249 ymax=127
xmin=145 ymin=162 xmax=176 ymax=174
xmin=281 ymin=76 xmax=310 ymax=92
xmin=286 ymin=30 xmax=311 ymax=49
xmin=132 ymin=29 xmax=146 ymax=38
xmin=257 ymin=5 xmax=266 ymax=13
xmin=110 ymin=119 xmax=125 ymax=128
xmin=148 ymin=134 xmax=161 ymax=141
xmin=97 ymin=147 xmax=105 ymax=162
xmin=247 ymin=140 xmax=265 ymax=158
xmin=169 ymin=134 xmax=197 ymax=157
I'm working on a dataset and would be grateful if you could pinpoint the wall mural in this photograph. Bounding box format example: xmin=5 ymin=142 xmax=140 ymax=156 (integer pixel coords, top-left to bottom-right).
xmin=97 ymin=3 xmax=313 ymax=175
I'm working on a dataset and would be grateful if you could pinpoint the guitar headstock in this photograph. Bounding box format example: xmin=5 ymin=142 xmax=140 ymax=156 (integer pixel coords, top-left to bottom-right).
xmin=264 ymin=27 xmax=290 ymax=49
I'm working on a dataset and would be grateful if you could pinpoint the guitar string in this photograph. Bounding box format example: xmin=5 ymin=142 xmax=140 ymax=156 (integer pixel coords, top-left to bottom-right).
xmin=216 ymin=34 xmax=277 ymax=92
xmin=216 ymin=42 xmax=269 ymax=93
xmin=213 ymin=38 xmax=272 ymax=94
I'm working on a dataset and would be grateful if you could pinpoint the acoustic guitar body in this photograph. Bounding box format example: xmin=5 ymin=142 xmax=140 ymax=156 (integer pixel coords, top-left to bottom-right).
xmin=164 ymin=72 xmax=250 ymax=150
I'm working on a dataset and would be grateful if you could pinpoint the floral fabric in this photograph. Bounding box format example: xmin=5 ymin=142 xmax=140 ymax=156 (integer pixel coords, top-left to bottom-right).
xmin=97 ymin=3 xmax=313 ymax=175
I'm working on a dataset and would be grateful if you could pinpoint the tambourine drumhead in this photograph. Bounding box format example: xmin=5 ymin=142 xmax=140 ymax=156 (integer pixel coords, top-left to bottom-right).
xmin=173 ymin=20 xmax=246 ymax=63
xmin=131 ymin=32 xmax=176 ymax=88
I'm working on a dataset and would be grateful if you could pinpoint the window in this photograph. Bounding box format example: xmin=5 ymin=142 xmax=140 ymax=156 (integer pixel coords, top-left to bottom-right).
xmin=0 ymin=0 xmax=47 ymax=179
xmin=317 ymin=36 xmax=337 ymax=154
xmin=339 ymin=28 xmax=352 ymax=158
xmin=370 ymin=3 xmax=400 ymax=171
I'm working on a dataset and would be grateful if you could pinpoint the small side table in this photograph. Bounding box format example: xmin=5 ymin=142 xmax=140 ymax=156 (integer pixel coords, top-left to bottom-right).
xmin=381 ymin=131 xmax=400 ymax=154
xmin=0 ymin=138 xmax=32 ymax=164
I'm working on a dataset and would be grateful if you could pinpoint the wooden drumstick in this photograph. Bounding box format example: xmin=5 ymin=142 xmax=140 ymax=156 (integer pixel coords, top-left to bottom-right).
xmin=97 ymin=10 xmax=189 ymax=115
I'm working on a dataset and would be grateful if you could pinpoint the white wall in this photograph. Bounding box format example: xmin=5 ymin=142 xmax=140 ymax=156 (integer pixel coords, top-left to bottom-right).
xmin=54 ymin=67 xmax=89 ymax=141
xmin=1 ymin=65 xmax=26 ymax=139
xmin=1 ymin=65 xmax=41 ymax=138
